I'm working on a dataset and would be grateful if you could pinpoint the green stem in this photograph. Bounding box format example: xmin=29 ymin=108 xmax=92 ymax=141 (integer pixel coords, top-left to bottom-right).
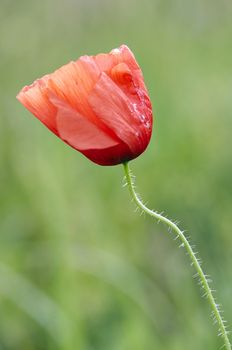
xmin=123 ymin=162 xmax=231 ymax=350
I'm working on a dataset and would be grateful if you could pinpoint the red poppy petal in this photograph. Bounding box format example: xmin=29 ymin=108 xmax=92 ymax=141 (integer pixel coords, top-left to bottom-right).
xmin=94 ymin=45 xmax=139 ymax=74
xmin=88 ymin=73 xmax=144 ymax=154
xmin=16 ymin=77 xmax=58 ymax=135
xmin=47 ymin=57 xmax=100 ymax=122
xmin=53 ymin=98 xmax=118 ymax=150
xmin=82 ymin=142 xmax=133 ymax=166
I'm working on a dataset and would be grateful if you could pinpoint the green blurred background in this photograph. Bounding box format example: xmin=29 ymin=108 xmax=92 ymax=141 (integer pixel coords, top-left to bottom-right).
xmin=0 ymin=0 xmax=232 ymax=349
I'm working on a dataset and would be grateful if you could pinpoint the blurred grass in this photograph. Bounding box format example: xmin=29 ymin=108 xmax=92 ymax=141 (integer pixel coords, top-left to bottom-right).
xmin=0 ymin=0 xmax=232 ymax=349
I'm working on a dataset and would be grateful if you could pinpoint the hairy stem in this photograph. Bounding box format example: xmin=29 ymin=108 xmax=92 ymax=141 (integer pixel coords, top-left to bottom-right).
xmin=123 ymin=162 xmax=231 ymax=350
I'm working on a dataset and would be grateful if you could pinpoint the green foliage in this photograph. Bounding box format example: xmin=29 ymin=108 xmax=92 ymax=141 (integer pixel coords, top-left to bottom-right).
xmin=0 ymin=0 xmax=232 ymax=349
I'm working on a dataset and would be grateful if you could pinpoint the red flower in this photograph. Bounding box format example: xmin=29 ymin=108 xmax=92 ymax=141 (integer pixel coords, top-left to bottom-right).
xmin=17 ymin=45 xmax=153 ymax=166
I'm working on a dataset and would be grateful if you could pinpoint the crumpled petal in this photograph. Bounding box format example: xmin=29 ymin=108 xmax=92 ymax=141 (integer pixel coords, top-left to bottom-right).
xmin=89 ymin=72 xmax=148 ymax=155
xmin=17 ymin=76 xmax=58 ymax=135
xmin=52 ymin=97 xmax=118 ymax=150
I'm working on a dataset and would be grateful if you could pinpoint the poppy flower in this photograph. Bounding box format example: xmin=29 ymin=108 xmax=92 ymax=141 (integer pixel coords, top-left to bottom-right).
xmin=17 ymin=45 xmax=153 ymax=166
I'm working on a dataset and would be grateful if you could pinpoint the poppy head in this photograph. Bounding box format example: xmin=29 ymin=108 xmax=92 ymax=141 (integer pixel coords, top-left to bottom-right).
xmin=17 ymin=45 xmax=153 ymax=166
